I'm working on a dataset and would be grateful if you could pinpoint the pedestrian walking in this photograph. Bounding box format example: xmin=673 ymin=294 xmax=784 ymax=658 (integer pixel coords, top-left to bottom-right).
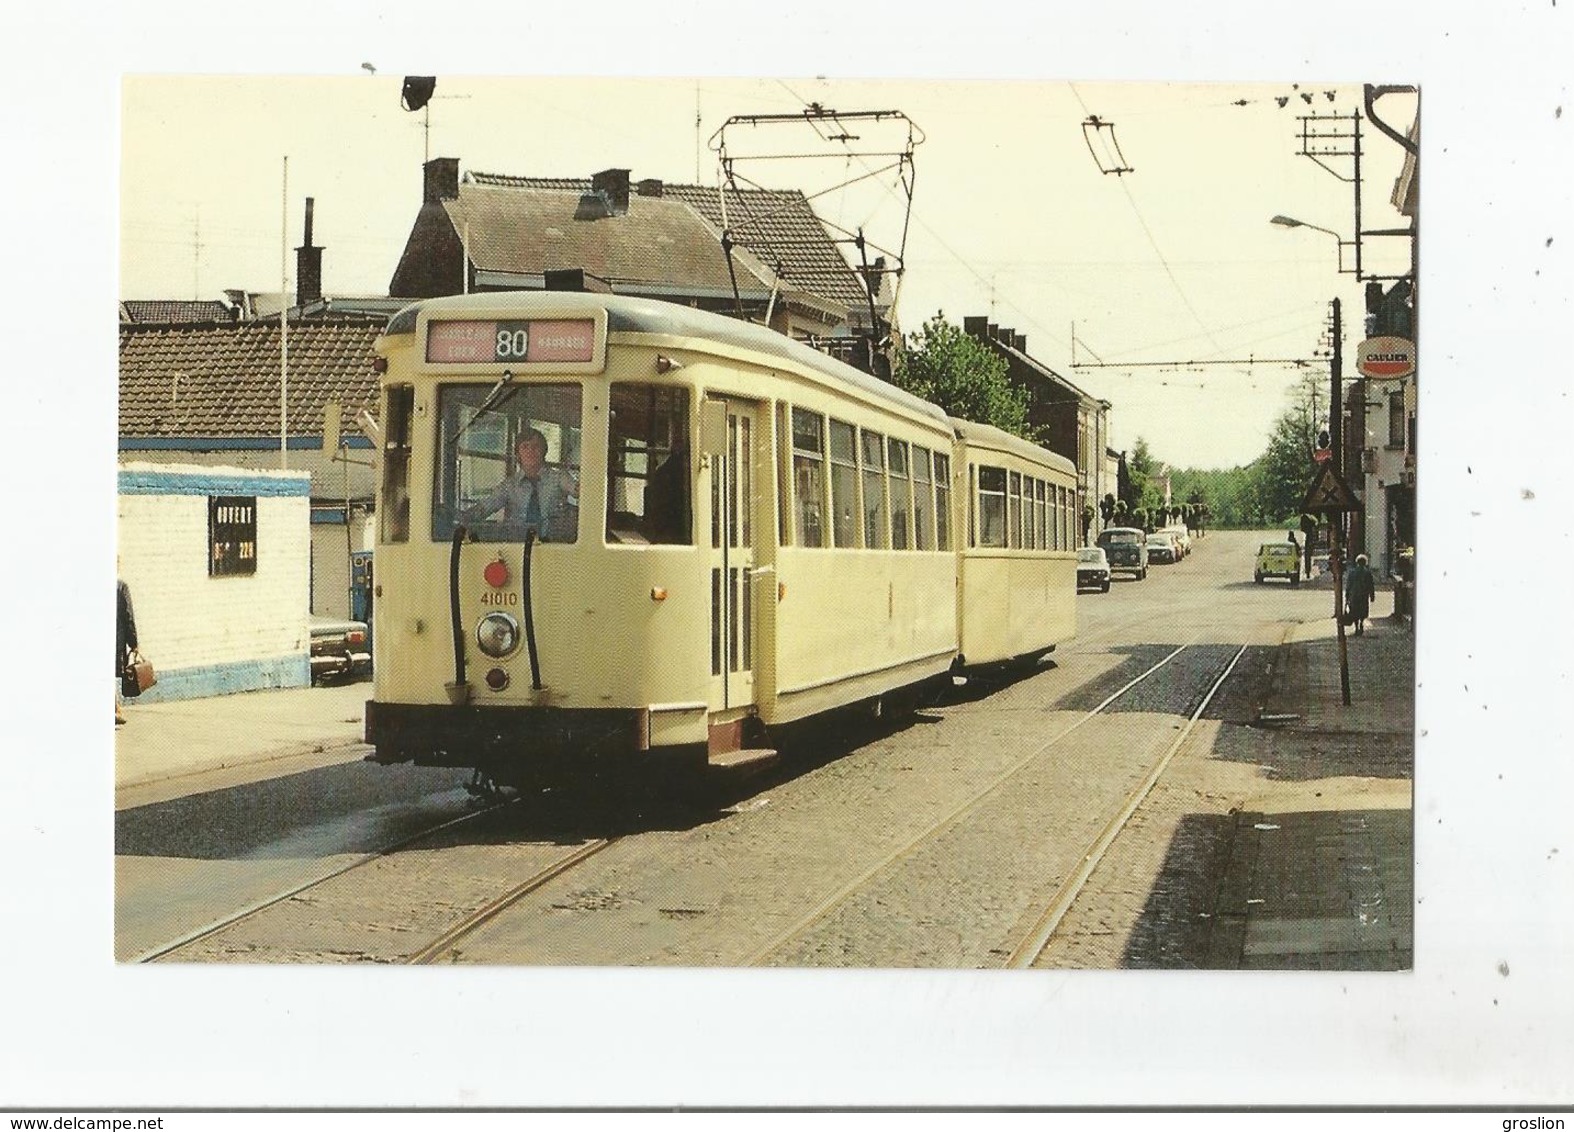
xmin=117 ymin=575 xmax=138 ymax=724
xmin=1344 ymin=553 xmax=1377 ymax=636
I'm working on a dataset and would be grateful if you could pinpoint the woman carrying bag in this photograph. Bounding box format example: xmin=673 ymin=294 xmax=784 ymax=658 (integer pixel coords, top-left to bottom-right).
xmin=117 ymin=576 xmax=138 ymax=725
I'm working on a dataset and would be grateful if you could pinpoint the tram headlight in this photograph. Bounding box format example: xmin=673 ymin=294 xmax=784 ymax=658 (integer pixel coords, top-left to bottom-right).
xmin=476 ymin=612 xmax=521 ymax=658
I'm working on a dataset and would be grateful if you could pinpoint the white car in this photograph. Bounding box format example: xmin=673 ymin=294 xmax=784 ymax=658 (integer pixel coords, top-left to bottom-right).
xmin=1076 ymin=546 xmax=1112 ymax=593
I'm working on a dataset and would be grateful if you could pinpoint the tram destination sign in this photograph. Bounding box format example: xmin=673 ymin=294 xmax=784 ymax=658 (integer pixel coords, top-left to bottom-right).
xmin=426 ymin=318 xmax=597 ymax=365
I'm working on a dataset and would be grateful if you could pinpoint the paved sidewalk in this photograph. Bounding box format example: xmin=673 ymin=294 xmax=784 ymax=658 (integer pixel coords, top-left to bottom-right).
xmin=114 ymin=678 xmax=372 ymax=792
xmin=1215 ymin=610 xmax=1416 ymax=969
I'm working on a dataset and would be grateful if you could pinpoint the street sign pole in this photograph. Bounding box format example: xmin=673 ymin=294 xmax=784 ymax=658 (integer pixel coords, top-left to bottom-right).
xmin=1305 ymin=464 xmax=1361 ymax=709
xmin=1330 ymin=513 xmax=1351 ymax=706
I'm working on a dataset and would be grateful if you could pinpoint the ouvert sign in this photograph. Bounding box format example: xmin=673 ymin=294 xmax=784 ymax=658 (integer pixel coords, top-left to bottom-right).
xmin=1356 ymin=335 xmax=1416 ymax=379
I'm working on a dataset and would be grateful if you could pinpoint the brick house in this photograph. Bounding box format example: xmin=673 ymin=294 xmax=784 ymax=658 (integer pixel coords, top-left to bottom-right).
xmin=962 ymin=317 xmax=1114 ymax=540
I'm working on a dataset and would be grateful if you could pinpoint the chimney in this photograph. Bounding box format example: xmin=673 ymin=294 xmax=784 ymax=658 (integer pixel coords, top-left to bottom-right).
xmin=987 ymin=323 xmax=1000 ymax=340
xmin=423 ymin=157 xmax=460 ymax=204
xmin=591 ymin=168 xmax=631 ymax=215
xmin=295 ymin=197 xmax=323 ymax=308
xmin=963 ymin=316 xmax=989 ymax=339
xmin=1015 ymin=333 xmax=1027 ymax=352
xmin=998 ymin=327 xmax=1015 ymax=347
xmin=636 ymin=178 xmax=664 ymax=198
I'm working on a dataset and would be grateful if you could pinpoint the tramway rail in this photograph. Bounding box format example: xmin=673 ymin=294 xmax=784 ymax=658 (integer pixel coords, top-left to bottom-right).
xmin=136 ymin=798 xmax=518 ymax=964
xmin=741 ymin=639 xmax=1233 ymax=966
xmin=1005 ymin=643 xmax=1249 ymax=968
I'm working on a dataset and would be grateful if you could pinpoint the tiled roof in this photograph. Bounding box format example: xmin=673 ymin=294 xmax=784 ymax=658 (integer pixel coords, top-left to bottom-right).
xmin=120 ymin=300 xmax=237 ymax=324
xmin=119 ymin=316 xmax=383 ymax=439
xmin=465 ymin=172 xmax=874 ymax=314
xmin=442 ymin=183 xmax=763 ymax=297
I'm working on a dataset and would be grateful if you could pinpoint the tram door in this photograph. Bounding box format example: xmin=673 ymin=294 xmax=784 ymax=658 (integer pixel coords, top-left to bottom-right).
xmin=708 ymin=401 xmax=756 ymax=710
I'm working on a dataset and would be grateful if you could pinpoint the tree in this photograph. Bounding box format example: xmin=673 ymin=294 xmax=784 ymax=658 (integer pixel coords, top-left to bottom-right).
xmin=892 ymin=312 xmax=1031 ymax=439
xmin=1121 ymin=438 xmax=1165 ymax=519
xmin=1251 ymin=383 xmax=1321 ymax=525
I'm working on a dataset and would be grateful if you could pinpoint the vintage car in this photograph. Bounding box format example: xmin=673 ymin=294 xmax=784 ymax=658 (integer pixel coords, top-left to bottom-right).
xmin=1076 ymin=546 xmax=1112 ymax=593
xmin=1146 ymin=531 xmax=1178 ymax=565
xmin=309 ymin=614 xmax=372 ymax=682
xmin=1254 ymin=542 xmax=1301 ymax=585
xmin=1096 ymin=526 xmax=1148 ymax=579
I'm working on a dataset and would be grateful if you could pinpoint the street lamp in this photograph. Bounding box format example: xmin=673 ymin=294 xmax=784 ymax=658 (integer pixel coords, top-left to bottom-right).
xmin=1270 ymin=214 xmax=1355 ymax=275
xmin=1272 ymin=214 xmax=1355 ymax=704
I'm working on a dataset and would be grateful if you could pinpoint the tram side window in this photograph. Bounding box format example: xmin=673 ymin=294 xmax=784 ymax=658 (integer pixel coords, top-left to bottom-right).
xmin=1008 ymin=472 xmax=1022 ymax=549
xmin=828 ymin=419 xmax=859 ymax=548
xmin=912 ymin=446 xmax=934 ymax=551
xmin=1023 ymin=476 xmax=1036 ymax=551
xmin=861 ymin=429 xmax=888 ymax=549
xmin=434 ymin=383 xmax=583 ymax=544
xmin=933 ymin=453 xmax=951 ymax=552
xmin=978 ymin=466 xmax=1007 ymax=548
xmin=790 ymin=407 xmax=826 ymax=548
xmin=1037 ymin=481 xmax=1048 ymax=549
xmin=607 ymin=384 xmax=691 ymax=545
xmin=888 ymin=438 xmax=912 ymax=550
xmin=379 ymin=384 xmax=414 ymax=544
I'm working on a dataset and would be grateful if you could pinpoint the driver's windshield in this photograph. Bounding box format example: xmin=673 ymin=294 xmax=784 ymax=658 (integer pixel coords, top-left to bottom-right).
xmin=1077 ymin=548 xmax=1103 ymax=562
xmin=433 ymin=383 xmax=583 ymax=543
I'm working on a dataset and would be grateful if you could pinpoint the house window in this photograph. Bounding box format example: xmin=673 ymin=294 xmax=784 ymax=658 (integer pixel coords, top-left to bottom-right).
xmin=1388 ymin=390 xmax=1405 ymax=448
xmin=209 ymin=495 xmax=257 ymax=576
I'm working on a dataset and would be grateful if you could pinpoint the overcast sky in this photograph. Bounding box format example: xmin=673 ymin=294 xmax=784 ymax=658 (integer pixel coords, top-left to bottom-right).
xmin=121 ymin=74 xmax=1415 ymax=470
xmin=8 ymin=0 xmax=1573 ymax=1112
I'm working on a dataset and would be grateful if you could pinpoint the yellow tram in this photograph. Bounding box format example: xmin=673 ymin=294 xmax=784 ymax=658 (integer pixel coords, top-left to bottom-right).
xmin=364 ymin=292 xmax=1076 ymax=786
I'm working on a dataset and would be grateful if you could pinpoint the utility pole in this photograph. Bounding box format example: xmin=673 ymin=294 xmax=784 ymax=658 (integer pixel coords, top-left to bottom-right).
xmin=1329 ymin=296 xmax=1351 ymax=705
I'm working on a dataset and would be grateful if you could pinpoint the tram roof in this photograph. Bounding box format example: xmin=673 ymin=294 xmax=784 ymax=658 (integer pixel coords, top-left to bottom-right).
xmin=386 ymin=291 xmax=951 ymax=428
xmin=949 ymin=416 xmax=1075 ymax=474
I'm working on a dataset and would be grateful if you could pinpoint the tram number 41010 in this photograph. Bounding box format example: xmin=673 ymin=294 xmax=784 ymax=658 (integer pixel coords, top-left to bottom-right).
xmin=480 ymin=590 xmax=520 ymax=607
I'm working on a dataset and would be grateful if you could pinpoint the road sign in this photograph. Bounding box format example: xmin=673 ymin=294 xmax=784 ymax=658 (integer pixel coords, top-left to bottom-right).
xmin=1312 ymin=447 xmax=1332 ymax=464
xmin=1302 ymin=462 xmax=1361 ymax=514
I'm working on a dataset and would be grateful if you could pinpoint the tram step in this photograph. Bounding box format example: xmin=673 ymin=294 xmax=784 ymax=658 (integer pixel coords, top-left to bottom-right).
xmin=707 ymin=747 xmax=780 ymax=771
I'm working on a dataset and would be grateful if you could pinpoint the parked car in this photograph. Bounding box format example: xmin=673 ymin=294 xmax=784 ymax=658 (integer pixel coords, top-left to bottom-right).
xmin=310 ymin=614 xmax=372 ymax=682
xmin=1076 ymin=546 xmax=1112 ymax=593
xmin=1146 ymin=531 xmax=1178 ymax=565
xmin=1096 ymin=526 xmax=1148 ymax=579
xmin=1254 ymin=542 xmax=1301 ymax=585
xmin=1161 ymin=525 xmax=1191 ymax=556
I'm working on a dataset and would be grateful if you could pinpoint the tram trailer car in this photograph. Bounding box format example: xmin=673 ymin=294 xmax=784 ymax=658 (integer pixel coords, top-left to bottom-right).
xmin=363 ymin=292 xmax=1076 ymax=788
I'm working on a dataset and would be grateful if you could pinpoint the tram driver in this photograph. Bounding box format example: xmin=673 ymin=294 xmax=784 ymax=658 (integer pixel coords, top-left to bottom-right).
xmin=463 ymin=426 xmax=578 ymax=541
